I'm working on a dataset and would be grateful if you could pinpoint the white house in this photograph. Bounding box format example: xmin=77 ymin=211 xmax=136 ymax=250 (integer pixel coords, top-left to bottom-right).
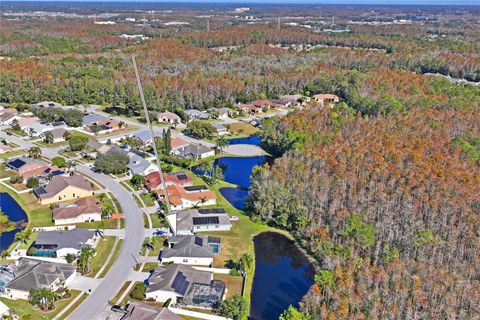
xmin=52 ymin=197 xmax=103 ymax=225
xmin=160 ymin=235 xmax=218 ymax=266
xmin=128 ymin=152 xmax=158 ymax=176
xmin=2 ymin=258 xmax=76 ymax=300
xmin=0 ymin=301 xmax=10 ymax=318
xmin=167 ymin=208 xmax=232 ymax=236
xmin=31 ymin=229 xmax=97 ymax=258
xmin=145 ymin=264 xmax=224 ymax=308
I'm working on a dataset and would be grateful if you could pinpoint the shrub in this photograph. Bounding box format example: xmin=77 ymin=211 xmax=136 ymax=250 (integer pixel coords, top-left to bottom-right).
xmin=129 ymin=283 xmax=146 ymax=301
xmin=26 ymin=177 xmax=39 ymax=188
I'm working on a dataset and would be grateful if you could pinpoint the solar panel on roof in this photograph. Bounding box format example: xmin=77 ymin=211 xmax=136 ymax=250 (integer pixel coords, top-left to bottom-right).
xmin=52 ymin=170 xmax=64 ymax=176
xmin=194 ymin=237 xmax=204 ymax=246
xmin=207 ymin=237 xmax=221 ymax=244
xmin=44 ymin=168 xmax=51 ymax=173
xmin=8 ymin=159 xmax=26 ymax=169
xmin=34 ymin=187 xmax=47 ymax=195
xmin=171 ymin=272 xmax=190 ymax=295
xmin=198 ymin=208 xmax=226 ymax=215
xmin=177 ymin=174 xmax=188 ymax=180
xmin=184 ymin=185 xmax=208 ymax=192
xmin=193 ymin=217 xmax=219 ymax=225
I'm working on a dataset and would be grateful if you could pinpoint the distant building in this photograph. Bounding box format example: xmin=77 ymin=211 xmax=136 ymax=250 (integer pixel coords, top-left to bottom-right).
xmin=167 ymin=208 xmax=232 ymax=235
xmin=170 ymin=137 xmax=189 ymax=151
xmin=52 ymin=197 xmax=103 ymax=225
xmin=212 ymin=123 xmax=228 ymax=136
xmin=314 ymin=93 xmax=340 ymax=106
xmin=35 ymin=101 xmax=62 ymax=108
xmin=39 ymin=128 xmax=67 ymax=143
xmin=173 ymin=144 xmax=214 ymax=159
xmin=30 ymin=228 xmax=97 ymax=258
xmin=216 ymin=108 xmax=231 ymax=119
xmin=2 ymin=258 xmax=76 ymax=300
xmin=184 ymin=109 xmax=209 ymax=121
xmin=145 ymin=264 xmax=224 ymax=308
xmin=145 ymin=171 xmax=193 ymax=190
xmin=128 ymin=153 xmax=158 ymax=176
xmin=17 ymin=116 xmax=40 ymax=130
xmin=33 ymin=175 xmax=94 ymax=205
xmin=157 ymin=112 xmax=181 ymax=124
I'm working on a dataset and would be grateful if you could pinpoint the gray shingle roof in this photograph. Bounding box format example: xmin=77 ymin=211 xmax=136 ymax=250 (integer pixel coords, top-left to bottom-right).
xmin=34 ymin=228 xmax=95 ymax=250
xmin=4 ymin=258 xmax=75 ymax=293
xmin=123 ymin=302 xmax=182 ymax=320
xmin=161 ymin=235 xmax=214 ymax=259
xmin=33 ymin=175 xmax=93 ymax=200
xmin=146 ymin=264 xmax=212 ymax=295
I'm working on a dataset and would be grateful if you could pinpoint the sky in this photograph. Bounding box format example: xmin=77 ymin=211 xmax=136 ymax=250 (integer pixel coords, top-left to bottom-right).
xmin=9 ymin=0 xmax=480 ymax=5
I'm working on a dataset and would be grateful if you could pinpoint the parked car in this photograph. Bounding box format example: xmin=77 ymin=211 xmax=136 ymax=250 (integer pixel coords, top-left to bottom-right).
xmin=111 ymin=305 xmax=125 ymax=313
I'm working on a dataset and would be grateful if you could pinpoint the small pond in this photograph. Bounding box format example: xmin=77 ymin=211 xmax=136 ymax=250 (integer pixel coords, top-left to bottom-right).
xmin=215 ymin=155 xmax=266 ymax=188
xmin=250 ymin=232 xmax=314 ymax=320
xmin=0 ymin=193 xmax=28 ymax=252
xmin=219 ymin=187 xmax=249 ymax=210
xmin=227 ymin=135 xmax=261 ymax=146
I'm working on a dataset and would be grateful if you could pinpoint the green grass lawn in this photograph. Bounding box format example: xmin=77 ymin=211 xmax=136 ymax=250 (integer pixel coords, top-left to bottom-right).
xmin=225 ymin=122 xmax=259 ymax=138
xmin=35 ymin=130 xmax=92 ymax=148
xmin=87 ymin=236 xmax=117 ymax=277
xmin=139 ymin=193 xmax=156 ymax=207
xmin=0 ymin=289 xmax=82 ymax=320
xmin=3 ymin=128 xmax=27 ymax=136
xmin=76 ymin=218 xmax=120 ymax=229
xmin=150 ymin=213 xmax=166 ymax=228
xmin=99 ymin=239 xmax=123 ymax=278
xmin=0 ymin=148 xmax=26 ymax=160
xmin=57 ymin=292 xmax=88 ymax=320
xmin=108 ymin=192 xmax=122 ymax=213
xmin=142 ymin=262 xmax=158 ymax=272
xmin=112 ymin=281 xmax=132 ymax=305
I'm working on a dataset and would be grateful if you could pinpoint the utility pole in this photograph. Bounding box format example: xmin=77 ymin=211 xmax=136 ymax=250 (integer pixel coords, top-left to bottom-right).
xmin=207 ymin=18 xmax=210 ymax=32
xmin=131 ymin=56 xmax=173 ymax=223
xmin=277 ymin=16 xmax=281 ymax=30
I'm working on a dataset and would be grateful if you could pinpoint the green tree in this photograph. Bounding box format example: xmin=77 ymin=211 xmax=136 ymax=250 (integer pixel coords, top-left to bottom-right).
xmin=129 ymin=283 xmax=146 ymax=301
xmin=11 ymin=119 xmax=21 ymax=131
xmin=215 ymin=136 xmax=228 ymax=153
xmin=65 ymin=253 xmax=76 ymax=264
xmin=26 ymin=177 xmax=39 ymax=188
xmin=343 ymin=214 xmax=376 ymax=249
xmin=238 ymin=253 xmax=253 ymax=272
xmin=52 ymin=156 xmax=66 ymax=168
xmin=14 ymin=230 xmax=31 ymax=244
xmin=10 ymin=173 xmax=23 ymax=184
xmin=314 ymin=270 xmax=335 ymax=289
xmin=77 ymin=247 xmax=96 ymax=274
xmin=43 ymin=131 xmax=54 ymax=144
xmin=280 ymin=306 xmax=312 ymax=320
xmin=163 ymin=128 xmax=172 ymax=154
xmin=69 ymin=135 xmax=88 ymax=151
xmin=217 ymin=295 xmax=246 ymax=320
xmin=28 ymin=146 xmax=42 ymax=159
xmin=131 ymin=174 xmax=146 ymax=190
xmin=185 ymin=120 xmax=217 ymax=139
xmin=29 ymin=288 xmax=60 ymax=311
xmin=94 ymin=150 xmax=129 ymax=174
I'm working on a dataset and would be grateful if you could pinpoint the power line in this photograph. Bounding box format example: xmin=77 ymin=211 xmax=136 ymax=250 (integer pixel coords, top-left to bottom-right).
xmin=131 ymin=56 xmax=173 ymax=225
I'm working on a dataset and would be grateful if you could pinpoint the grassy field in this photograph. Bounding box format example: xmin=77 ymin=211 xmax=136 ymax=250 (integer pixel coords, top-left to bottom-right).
xmin=99 ymin=239 xmax=123 ymax=278
xmin=35 ymin=131 xmax=91 ymax=148
xmin=58 ymin=292 xmax=88 ymax=320
xmin=225 ymin=122 xmax=259 ymax=138
xmin=3 ymin=128 xmax=27 ymax=136
xmin=76 ymin=218 xmax=120 ymax=229
xmin=0 ymin=289 xmax=82 ymax=320
xmin=0 ymin=148 xmax=26 ymax=160
xmin=139 ymin=192 xmax=156 ymax=207
xmin=142 ymin=262 xmax=159 ymax=272
xmin=87 ymin=236 xmax=116 ymax=277
xmin=0 ymin=185 xmax=53 ymax=229
xmin=214 ymin=274 xmax=243 ymax=299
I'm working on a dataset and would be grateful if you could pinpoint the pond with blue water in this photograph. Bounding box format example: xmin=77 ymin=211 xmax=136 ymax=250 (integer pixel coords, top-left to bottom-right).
xmin=250 ymin=232 xmax=314 ymax=320
xmin=227 ymin=135 xmax=261 ymax=146
xmin=0 ymin=193 xmax=28 ymax=252
xmin=215 ymin=155 xmax=266 ymax=188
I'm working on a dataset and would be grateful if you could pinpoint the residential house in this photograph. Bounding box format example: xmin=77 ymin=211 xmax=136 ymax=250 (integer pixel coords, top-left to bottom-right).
xmin=2 ymin=258 xmax=76 ymax=300
xmin=216 ymin=107 xmax=231 ymax=119
xmin=279 ymin=94 xmax=308 ymax=107
xmin=52 ymin=197 xmax=103 ymax=225
xmin=5 ymin=157 xmax=63 ymax=180
xmin=145 ymin=264 xmax=224 ymax=308
xmin=236 ymin=103 xmax=262 ymax=115
xmin=131 ymin=130 xmax=157 ymax=146
xmin=314 ymin=93 xmax=340 ymax=106
xmin=156 ymin=185 xmax=217 ymax=211
xmin=82 ymin=114 xmax=108 ymax=127
xmin=39 ymin=128 xmax=67 ymax=143
xmin=212 ymin=123 xmax=228 ymax=136
xmin=170 ymin=137 xmax=189 ymax=152
xmin=184 ymin=109 xmax=209 ymax=121
xmin=30 ymin=229 xmax=97 ymax=258
xmin=145 ymin=171 xmax=193 ymax=190
xmin=157 ymin=112 xmax=181 ymax=124
xmin=35 ymin=101 xmax=62 ymax=108
xmin=17 ymin=116 xmax=40 ymax=130
xmin=251 ymin=99 xmax=284 ymax=110
xmin=173 ymin=144 xmax=214 ymax=160
xmin=167 ymin=208 xmax=232 ymax=235
xmin=122 ymin=302 xmax=182 ymax=320
xmin=128 ymin=153 xmax=158 ymax=176
xmin=33 ymin=175 xmax=94 ymax=205
xmin=0 ymin=109 xmax=19 ymax=125
xmin=24 ymin=121 xmax=68 ymax=137
xmin=161 ymin=235 xmax=220 ymax=266
xmin=0 ymin=301 xmax=10 ymax=318
xmin=86 ymin=138 xmax=115 ymax=156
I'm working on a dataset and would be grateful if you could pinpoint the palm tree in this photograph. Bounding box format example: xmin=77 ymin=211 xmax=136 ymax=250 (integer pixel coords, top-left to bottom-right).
xmin=77 ymin=247 xmax=96 ymax=274
xmin=215 ymin=136 xmax=228 ymax=153
xmin=67 ymin=160 xmax=77 ymax=172
xmin=28 ymin=146 xmax=42 ymax=159
xmin=15 ymin=230 xmax=31 ymax=244
xmin=29 ymin=288 xmax=60 ymax=311
xmin=43 ymin=131 xmax=54 ymax=144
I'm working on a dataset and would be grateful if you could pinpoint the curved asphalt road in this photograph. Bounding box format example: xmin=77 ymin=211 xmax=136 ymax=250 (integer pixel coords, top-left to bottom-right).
xmin=67 ymin=165 xmax=144 ymax=320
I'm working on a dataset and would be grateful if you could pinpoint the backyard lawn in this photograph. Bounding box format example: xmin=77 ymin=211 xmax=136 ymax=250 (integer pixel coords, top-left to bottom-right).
xmin=0 ymin=289 xmax=82 ymax=320
xmin=213 ymin=274 xmax=243 ymax=298
xmin=139 ymin=192 xmax=156 ymax=207
xmin=225 ymin=122 xmax=258 ymax=137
